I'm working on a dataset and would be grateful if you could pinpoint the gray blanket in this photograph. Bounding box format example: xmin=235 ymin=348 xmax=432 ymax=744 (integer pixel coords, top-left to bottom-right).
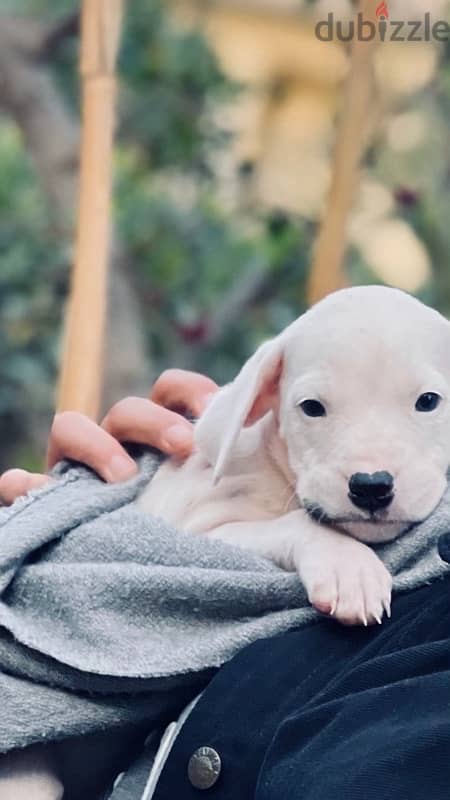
xmin=0 ymin=450 xmax=449 ymax=762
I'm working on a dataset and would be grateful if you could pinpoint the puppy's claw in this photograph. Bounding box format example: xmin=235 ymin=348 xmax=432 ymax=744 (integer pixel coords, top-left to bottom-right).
xmin=374 ymin=612 xmax=383 ymax=625
xmin=383 ymin=598 xmax=391 ymax=619
xmin=330 ymin=600 xmax=337 ymax=616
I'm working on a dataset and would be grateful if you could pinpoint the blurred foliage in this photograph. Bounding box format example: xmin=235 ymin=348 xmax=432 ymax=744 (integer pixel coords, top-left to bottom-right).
xmin=0 ymin=0 xmax=310 ymax=467
xmin=0 ymin=121 xmax=66 ymax=455
xmin=2 ymin=0 xmax=450 ymax=468
xmin=120 ymin=2 xmax=232 ymax=169
xmin=116 ymin=153 xmax=309 ymax=380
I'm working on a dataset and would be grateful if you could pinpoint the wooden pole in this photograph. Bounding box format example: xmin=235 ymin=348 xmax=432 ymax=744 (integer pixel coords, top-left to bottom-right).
xmin=307 ymin=0 xmax=378 ymax=306
xmin=56 ymin=0 xmax=124 ymax=418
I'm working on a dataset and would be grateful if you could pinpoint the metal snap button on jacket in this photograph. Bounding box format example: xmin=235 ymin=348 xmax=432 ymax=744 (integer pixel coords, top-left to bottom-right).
xmin=188 ymin=746 xmax=221 ymax=790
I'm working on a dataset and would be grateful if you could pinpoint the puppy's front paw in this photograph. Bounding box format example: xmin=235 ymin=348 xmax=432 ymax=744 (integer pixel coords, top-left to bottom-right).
xmin=298 ymin=535 xmax=392 ymax=626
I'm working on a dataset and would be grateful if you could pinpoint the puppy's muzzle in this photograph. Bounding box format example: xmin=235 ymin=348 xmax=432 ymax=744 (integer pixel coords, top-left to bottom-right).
xmin=348 ymin=471 xmax=394 ymax=513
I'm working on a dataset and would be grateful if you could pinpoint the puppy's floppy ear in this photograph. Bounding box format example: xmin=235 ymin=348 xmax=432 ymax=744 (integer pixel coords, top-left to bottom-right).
xmin=197 ymin=335 xmax=284 ymax=483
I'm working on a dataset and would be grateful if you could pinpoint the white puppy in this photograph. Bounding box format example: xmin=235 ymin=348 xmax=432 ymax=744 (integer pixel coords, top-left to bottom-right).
xmin=139 ymin=285 xmax=450 ymax=626
xmin=4 ymin=284 xmax=450 ymax=800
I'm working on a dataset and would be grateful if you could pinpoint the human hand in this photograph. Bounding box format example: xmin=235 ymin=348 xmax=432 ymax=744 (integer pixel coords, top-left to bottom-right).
xmin=0 ymin=370 xmax=218 ymax=505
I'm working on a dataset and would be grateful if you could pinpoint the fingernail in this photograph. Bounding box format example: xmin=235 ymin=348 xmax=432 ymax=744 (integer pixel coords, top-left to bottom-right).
xmin=105 ymin=455 xmax=138 ymax=482
xmin=162 ymin=424 xmax=193 ymax=454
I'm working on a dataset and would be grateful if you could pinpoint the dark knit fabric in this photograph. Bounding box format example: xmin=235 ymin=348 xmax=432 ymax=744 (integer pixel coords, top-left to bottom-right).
xmin=151 ymin=577 xmax=450 ymax=800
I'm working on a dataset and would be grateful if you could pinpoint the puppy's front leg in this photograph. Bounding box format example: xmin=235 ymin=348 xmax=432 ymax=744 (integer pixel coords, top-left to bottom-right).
xmin=210 ymin=510 xmax=392 ymax=626
xmin=291 ymin=511 xmax=393 ymax=626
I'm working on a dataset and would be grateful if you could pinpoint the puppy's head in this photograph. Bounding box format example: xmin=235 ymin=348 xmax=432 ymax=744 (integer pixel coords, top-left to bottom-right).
xmin=198 ymin=286 xmax=450 ymax=543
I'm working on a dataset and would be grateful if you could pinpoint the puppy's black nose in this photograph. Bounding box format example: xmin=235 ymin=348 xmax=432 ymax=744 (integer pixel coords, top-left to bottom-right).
xmin=348 ymin=471 xmax=394 ymax=512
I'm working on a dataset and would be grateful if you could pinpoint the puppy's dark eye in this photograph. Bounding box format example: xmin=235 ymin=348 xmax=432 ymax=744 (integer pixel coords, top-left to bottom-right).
xmin=415 ymin=392 xmax=441 ymax=412
xmin=298 ymin=399 xmax=326 ymax=417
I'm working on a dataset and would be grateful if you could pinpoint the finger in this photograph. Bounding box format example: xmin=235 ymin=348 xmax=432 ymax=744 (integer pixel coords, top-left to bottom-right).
xmin=47 ymin=411 xmax=138 ymax=483
xmin=150 ymin=369 xmax=219 ymax=417
xmin=101 ymin=397 xmax=194 ymax=458
xmin=0 ymin=469 xmax=50 ymax=506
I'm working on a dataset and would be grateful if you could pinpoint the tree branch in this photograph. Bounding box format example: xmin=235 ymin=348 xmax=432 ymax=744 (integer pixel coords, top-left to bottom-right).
xmin=41 ymin=12 xmax=80 ymax=59
xmin=307 ymin=0 xmax=378 ymax=304
xmin=172 ymin=255 xmax=299 ymax=370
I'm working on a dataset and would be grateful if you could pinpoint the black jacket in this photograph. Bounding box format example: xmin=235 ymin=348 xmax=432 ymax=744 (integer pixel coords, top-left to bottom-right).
xmin=151 ymin=575 xmax=450 ymax=800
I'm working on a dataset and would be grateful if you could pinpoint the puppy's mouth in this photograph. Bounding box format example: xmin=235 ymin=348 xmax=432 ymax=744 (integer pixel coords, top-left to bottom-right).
xmin=302 ymin=500 xmax=410 ymax=529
